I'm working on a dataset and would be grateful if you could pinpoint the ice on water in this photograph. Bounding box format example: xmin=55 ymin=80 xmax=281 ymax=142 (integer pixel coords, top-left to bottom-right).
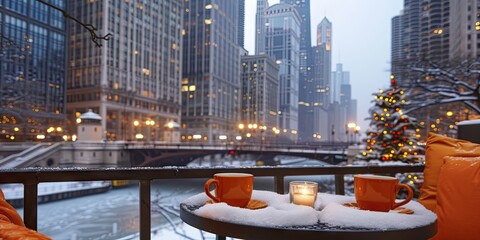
xmin=183 ymin=190 xmax=437 ymax=230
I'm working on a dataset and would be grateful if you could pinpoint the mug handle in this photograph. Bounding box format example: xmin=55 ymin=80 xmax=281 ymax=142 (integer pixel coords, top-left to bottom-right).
xmin=392 ymin=183 xmax=413 ymax=210
xmin=204 ymin=179 xmax=221 ymax=203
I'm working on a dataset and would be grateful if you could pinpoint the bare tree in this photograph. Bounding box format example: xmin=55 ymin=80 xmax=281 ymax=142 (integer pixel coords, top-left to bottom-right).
xmin=1 ymin=0 xmax=111 ymax=49
xmin=404 ymin=60 xmax=480 ymax=114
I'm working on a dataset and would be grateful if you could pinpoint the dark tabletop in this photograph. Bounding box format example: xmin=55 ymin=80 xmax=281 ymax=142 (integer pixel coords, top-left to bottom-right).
xmin=180 ymin=203 xmax=437 ymax=240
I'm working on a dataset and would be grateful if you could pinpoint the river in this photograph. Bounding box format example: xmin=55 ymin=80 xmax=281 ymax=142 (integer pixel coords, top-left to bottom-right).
xmin=13 ymin=159 xmax=335 ymax=239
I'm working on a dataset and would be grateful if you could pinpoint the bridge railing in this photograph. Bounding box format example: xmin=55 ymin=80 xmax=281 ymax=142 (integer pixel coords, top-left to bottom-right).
xmin=124 ymin=141 xmax=349 ymax=151
xmin=0 ymin=165 xmax=424 ymax=240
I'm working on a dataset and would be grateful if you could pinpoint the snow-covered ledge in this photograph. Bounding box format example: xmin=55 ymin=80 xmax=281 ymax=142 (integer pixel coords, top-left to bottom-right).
xmin=457 ymin=119 xmax=480 ymax=144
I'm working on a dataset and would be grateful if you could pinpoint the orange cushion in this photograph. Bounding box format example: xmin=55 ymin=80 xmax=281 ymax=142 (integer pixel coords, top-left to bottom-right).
xmin=419 ymin=133 xmax=480 ymax=211
xmin=0 ymin=220 xmax=52 ymax=240
xmin=433 ymin=156 xmax=480 ymax=240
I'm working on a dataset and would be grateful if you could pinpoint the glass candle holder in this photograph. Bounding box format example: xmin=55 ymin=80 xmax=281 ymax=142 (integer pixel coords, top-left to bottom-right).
xmin=289 ymin=181 xmax=318 ymax=207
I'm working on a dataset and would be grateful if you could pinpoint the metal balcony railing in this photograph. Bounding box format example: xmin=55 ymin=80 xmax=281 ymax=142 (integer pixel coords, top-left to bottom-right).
xmin=0 ymin=165 xmax=424 ymax=240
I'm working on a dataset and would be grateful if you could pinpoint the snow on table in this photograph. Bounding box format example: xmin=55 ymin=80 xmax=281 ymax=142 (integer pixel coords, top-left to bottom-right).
xmin=183 ymin=190 xmax=436 ymax=230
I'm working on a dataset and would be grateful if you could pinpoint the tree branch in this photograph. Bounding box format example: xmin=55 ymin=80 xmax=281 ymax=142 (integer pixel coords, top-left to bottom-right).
xmin=36 ymin=0 xmax=111 ymax=47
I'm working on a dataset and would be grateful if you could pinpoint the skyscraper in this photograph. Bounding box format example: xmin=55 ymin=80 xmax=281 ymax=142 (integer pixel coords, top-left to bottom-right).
xmin=316 ymin=18 xmax=332 ymax=107
xmin=263 ymin=3 xmax=301 ymax=141
xmin=1 ymin=0 xmax=67 ymax=142
xmin=399 ymin=0 xmax=449 ymax=66
xmin=330 ymin=63 xmax=354 ymax=142
xmin=391 ymin=15 xmax=403 ymax=80
xmin=419 ymin=0 xmax=450 ymax=64
xmin=240 ymin=54 xmax=279 ymax=142
xmin=255 ymin=0 xmax=269 ymax=55
xmin=67 ymin=0 xmax=183 ymax=141
xmin=450 ymin=0 xmax=480 ymax=60
xmin=182 ymin=0 xmax=244 ymax=143
xmin=282 ymin=0 xmax=314 ymax=142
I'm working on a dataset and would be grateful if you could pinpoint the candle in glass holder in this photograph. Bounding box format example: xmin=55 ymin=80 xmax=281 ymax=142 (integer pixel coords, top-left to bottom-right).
xmin=289 ymin=181 xmax=318 ymax=207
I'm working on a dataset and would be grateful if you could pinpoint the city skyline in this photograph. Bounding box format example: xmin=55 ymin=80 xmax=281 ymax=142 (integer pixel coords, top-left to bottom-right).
xmin=245 ymin=0 xmax=403 ymax=132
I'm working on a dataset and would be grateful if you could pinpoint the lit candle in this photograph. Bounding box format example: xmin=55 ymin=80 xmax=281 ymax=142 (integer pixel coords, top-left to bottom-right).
xmin=289 ymin=181 xmax=318 ymax=207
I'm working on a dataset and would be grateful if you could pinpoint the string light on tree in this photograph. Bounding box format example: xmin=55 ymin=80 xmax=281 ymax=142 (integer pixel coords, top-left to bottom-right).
xmin=360 ymin=75 xmax=424 ymax=163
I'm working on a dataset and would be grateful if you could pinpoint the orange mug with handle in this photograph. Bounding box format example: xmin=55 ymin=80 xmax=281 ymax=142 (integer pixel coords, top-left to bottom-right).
xmin=354 ymin=174 xmax=413 ymax=212
xmin=204 ymin=173 xmax=254 ymax=208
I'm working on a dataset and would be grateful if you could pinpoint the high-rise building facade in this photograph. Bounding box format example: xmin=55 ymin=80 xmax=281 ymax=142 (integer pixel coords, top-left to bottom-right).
xmin=255 ymin=0 xmax=269 ymax=55
xmin=1 ymin=0 xmax=67 ymax=142
xmin=263 ymin=3 xmax=301 ymax=141
xmin=311 ymin=45 xmax=329 ymax=141
xmin=331 ymin=63 xmax=349 ymax=104
xmin=315 ymin=18 xmax=332 ymax=107
xmin=281 ymin=0 xmax=314 ymax=142
xmin=240 ymin=55 xmax=279 ymax=142
xmin=391 ymin=15 xmax=403 ymax=80
xmin=67 ymin=0 xmax=183 ymax=141
xmin=402 ymin=0 xmax=421 ymax=62
xmin=419 ymin=0 xmax=450 ymax=64
xmin=397 ymin=0 xmax=449 ymax=67
xmin=182 ymin=0 xmax=244 ymax=143
xmin=393 ymin=0 xmax=465 ymax=139
xmin=329 ymin=63 xmax=354 ymax=142
xmin=450 ymin=0 xmax=480 ymax=60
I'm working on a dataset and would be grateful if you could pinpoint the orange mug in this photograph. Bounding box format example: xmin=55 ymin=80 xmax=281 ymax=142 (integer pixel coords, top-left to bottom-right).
xmin=204 ymin=173 xmax=254 ymax=208
xmin=354 ymin=174 xmax=413 ymax=212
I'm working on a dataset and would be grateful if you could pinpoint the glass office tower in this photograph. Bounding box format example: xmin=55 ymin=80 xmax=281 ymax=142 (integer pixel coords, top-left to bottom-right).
xmin=181 ymin=0 xmax=244 ymax=143
xmin=263 ymin=3 xmax=301 ymax=142
xmin=0 ymin=0 xmax=67 ymax=142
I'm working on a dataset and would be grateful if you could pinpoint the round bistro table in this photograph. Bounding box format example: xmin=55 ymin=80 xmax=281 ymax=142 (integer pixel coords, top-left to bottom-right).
xmin=180 ymin=203 xmax=437 ymax=240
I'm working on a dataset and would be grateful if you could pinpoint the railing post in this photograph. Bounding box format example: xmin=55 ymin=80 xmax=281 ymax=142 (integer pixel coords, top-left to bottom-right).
xmin=24 ymin=183 xmax=38 ymax=230
xmin=139 ymin=180 xmax=151 ymax=240
xmin=274 ymin=175 xmax=285 ymax=194
xmin=335 ymin=174 xmax=345 ymax=195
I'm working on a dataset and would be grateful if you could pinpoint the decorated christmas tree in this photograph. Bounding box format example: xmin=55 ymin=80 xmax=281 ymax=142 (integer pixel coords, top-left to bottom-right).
xmin=361 ymin=76 xmax=424 ymax=163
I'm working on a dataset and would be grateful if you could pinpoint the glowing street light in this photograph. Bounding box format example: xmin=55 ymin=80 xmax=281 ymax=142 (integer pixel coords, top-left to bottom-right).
xmin=135 ymin=133 xmax=144 ymax=140
xmin=193 ymin=134 xmax=202 ymax=140
xmin=133 ymin=120 xmax=140 ymax=127
xmin=347 ymin=122 xmax=357 ymax=129
xmin=145 ymin=120 xmax=155 ymax=126
xmin=218 ymin=135 xmax=227 ymax=140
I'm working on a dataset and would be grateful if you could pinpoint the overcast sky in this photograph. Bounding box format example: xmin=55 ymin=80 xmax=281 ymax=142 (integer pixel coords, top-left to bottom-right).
xmin=244 ymin=0 xmax=403 ymax=132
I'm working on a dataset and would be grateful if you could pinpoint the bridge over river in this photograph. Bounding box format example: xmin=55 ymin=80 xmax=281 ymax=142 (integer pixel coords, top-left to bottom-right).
xmin=125 ymin=143 xmax=348 ymax=167
xmin=0 ymin=142 xmax=349 ymax=168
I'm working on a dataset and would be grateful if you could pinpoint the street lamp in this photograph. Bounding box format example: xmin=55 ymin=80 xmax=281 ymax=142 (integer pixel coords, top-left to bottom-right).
xmin=354 ymin=126 xmax=361 ymax=144
xmin=135 ymin=133 xmax=144 ymax=140
xmin=164 ymin=121 xmax=180 ymax=143
xmin=347 ymin=122 xmax=357 ymax=145
xmin=145 ymin=120 xmax=155 ymax=143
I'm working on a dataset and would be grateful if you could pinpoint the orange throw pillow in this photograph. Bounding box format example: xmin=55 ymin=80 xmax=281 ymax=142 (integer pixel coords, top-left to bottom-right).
xmin=433 ymin=157 xmax=480 ymax=240
xmin=0 ymin=220 xmax=52 ymax=240
xmin=419 ymin=133 xmax=480 ymax=211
